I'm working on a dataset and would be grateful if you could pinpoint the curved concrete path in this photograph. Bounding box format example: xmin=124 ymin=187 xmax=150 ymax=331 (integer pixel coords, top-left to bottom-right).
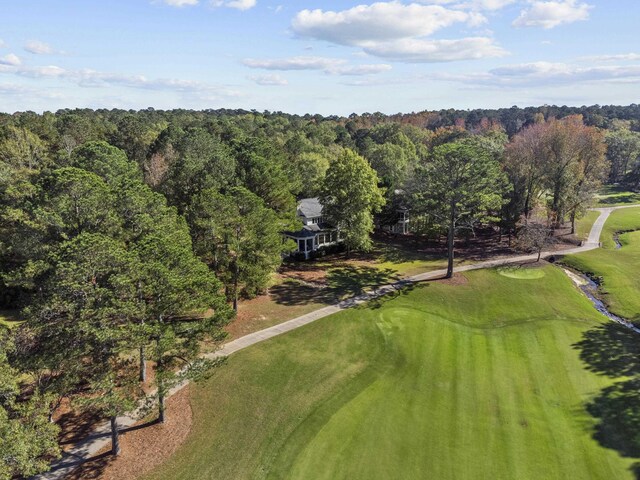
xmin=34 ymin=204 xmax=640 ymax=480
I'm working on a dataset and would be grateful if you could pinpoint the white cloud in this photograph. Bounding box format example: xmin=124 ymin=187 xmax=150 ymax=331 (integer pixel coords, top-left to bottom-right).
xmin=362 ymin=37 xmax=507 ymax=62
xmin=434 ymin=61 xmax=640 ymax=87
xmin=212 ymin=0 xmax=256 ymax=10
xmin=0 ymin=62 xmax=242 ymax=101
xmin=419 ymin=0 xmax=516 ymax=10
xmin=0 ymin=39 xmax=6 ymax=49
xmin=24 ymin=40 xmax=58 ymax=55
xmin=513 ymin=0 xmax=592 ymax=29
xmin=292 ymin=3 xmax=485 ymax=46
xmin=474 ymin=0 xmax=517 ymax=10
xmin=163 ymin=0 xmax=199 ymax=5
xmin=249 ymin=74 xmax=288 ymax=86
xmin=582 ymin=53 xmax=640 ymax=62
xmin=0 ymin=83 xmax=65 ymax=105
xmin=244 ymin=56 xmax=344 ymax=71
xmin=0 ymin=54 xmax=21 ymax=66
xmin=291 ymin=2 xmax=509 ymax=63
xmin=336 ymin=64 xmax=393 ymax=75
xmin=243 ymin=56 xmax=392 ymax=75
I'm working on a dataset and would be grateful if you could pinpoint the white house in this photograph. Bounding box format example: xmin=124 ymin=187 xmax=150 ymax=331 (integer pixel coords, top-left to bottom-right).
xmin=285 ymin=198 xmax=342 ymax=259
xmin=383 ymin=208 xmax=410 ymax=235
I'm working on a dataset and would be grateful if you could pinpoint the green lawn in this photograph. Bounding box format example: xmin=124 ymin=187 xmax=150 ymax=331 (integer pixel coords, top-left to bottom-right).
xmin=576 ymin=210 xmax=600 ymax=241
xmin=144 ymin=266 xmax=635 ymax=480
xmin=562 ymin=207 xmax=640 ymax=322
xmin=595 ymin=185 xmax=640 ymax=207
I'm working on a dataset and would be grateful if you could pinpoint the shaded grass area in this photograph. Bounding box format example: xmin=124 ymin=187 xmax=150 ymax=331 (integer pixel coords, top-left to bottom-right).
xmin=562 ymin=207 xmax=640 ymax=322
xmin=144 ymin=267 xmax=635 ymax=480
xmin=231 ymin=241 xmax=453 ymax=338
xmin=596 ymin=185 xmax=640 ymax=207
xmin=573 ymin=322 xmax=640 ymax=473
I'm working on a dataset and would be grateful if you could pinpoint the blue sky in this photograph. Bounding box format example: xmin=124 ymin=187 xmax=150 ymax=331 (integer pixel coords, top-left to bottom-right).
xmin=0 ymin=0 xmax=638 ymax=115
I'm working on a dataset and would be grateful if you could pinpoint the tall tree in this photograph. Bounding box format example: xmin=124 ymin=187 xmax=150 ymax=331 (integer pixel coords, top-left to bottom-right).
xmin=541 ymin=116 xmax=606 ymax=225
xmin=19 ymin=233 xmax=143 ymax=455
xmin=413 ymin=141 xmax=507 ymax=278
xmin=134 ymin=225 xmax=231 ymax=421
xmin=605 ymin=128 xmax=640 ymax=183
xmin=0 ymin=126 xmax=48 ymax=170
xmin=0 ymin=335 xmax=60 ymax=479
xmin=190 ymin=186 xmax=294 ymax=310
xmin=504 ymin=121 xmax=548 ymax=221
xmin=319 ymin=149 xmax=385 ymax=254
xmin=159 ymin=127 xmax=236 ymax=214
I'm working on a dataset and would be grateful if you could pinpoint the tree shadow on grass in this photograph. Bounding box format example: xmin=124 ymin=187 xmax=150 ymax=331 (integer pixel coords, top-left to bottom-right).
xmin=374 ymin=238 xmax=442 ymax=265
xmin=574 ymin=323 xmax=640 ymax=477
xmin=269 ymin=281 xmax=338 ymax=307
xmin=599 ymin=194 xmax=640 ymax=205
xmin=271 ymin=265 xmax=430 ymax=313
xmin=326 ymin=265 xmax=401 ymax=298
xmin=271 ymin=266 xmax=403 ymax=308
xmin=356 ymin=280 xmax=425 ymax=311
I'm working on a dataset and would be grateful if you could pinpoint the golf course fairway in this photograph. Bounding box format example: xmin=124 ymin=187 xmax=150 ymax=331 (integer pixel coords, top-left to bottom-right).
xmin=144 ymin=266 xmax=636 ymax=480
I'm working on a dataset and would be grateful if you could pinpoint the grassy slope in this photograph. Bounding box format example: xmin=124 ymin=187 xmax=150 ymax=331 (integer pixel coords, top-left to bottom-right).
xmin=145 ymin=267 xmax=633 ymax=480
xmin=563 ymin=207 xmax=640 ymax=322
xmin=596 ymin=185 xmax=640 ymax=207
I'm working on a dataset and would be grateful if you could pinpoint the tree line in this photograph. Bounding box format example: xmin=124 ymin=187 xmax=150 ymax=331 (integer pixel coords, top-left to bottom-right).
xmin=0 ymin=105 xmax=625 ymax=477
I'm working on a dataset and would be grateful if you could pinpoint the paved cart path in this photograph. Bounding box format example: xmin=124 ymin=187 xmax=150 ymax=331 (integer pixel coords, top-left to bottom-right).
xmin=34 ymin=204 xmax=639 ymax=480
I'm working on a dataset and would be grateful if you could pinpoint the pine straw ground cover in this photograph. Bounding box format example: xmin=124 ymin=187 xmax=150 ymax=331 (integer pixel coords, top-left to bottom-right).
xmin=68 ymin=386 xmax=193 ymax=480
xmin=143 ymin=266 xmax=636 ymax=480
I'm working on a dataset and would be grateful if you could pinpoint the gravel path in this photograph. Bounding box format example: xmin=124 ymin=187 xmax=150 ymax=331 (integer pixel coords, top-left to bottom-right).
xmin=33 ymin=205 xmax=638 ymax=480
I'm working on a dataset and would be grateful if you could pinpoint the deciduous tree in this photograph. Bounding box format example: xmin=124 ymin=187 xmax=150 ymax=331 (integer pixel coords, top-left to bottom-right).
xmin=413 ymin=140 xmax=507 ymax=278
xmin=319 ymin=149 xmax=385 ymax=254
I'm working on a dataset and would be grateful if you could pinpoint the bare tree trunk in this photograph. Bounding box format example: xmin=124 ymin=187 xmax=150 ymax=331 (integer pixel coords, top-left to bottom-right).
xmin=158 ymin=387 xmax=166 ymax=423
xmin=110 ymin=416 xmax=120 ymax=456
xmin=570 ymin=211 xmax=576 ymax=235
xmin=446 ymin=203 xmax=455 ymax=279
xmin=537 ymin=249 xmax=542 ymax=262
xmin=233 ymin=259 xmax=239 ymax=312
xmin=524 ymin=192 xmax=531 ymax=222
xmin=446 ymin=225 xmax=455 ymax=278
xmin=139 ymin=345 xmax=146 ymax=383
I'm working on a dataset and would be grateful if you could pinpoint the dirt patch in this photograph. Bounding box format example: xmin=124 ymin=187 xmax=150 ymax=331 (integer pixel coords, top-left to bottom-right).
xmin=227 ymin=294 xmax=275 ymax=339
xmin=67 ymin=385 xmax=193 ymax=480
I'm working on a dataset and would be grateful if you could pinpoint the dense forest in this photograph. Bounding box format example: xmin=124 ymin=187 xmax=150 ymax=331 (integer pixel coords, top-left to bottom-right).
xmin=1 ymin=104 xmax=640 ymax=477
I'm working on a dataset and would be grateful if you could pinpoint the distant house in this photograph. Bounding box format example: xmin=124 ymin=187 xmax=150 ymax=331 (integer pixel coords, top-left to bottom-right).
xmin=382 ymin=207 xmax=410 ymax=235
xmin=285 ymin=198 xmax=342 ymax=259
xmin=379 ymin=189 xmax=410 ymax=235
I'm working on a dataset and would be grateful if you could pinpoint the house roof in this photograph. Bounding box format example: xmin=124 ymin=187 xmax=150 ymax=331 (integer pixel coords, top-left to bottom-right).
xmin=297 ymin=197 xmax=323 ymax=219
